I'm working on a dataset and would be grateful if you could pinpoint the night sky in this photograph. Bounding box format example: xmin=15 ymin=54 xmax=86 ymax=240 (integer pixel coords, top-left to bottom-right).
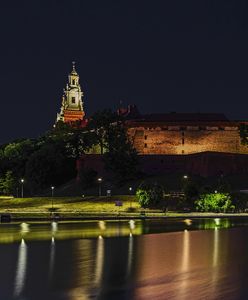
xmin=1 ymin=0 xmax=248 ymax=144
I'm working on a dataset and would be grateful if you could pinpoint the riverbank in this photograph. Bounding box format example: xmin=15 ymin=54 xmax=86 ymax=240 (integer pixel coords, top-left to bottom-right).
xmin=2 ymin=211 xmax=248 ymax=222
xmin=1 ymin=195 xmax=248 ymax=221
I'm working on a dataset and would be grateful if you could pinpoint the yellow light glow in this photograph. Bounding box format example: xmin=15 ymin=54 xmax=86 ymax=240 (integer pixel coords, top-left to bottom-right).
xmin=184 ymin=219 xmax=192 ymax=226
xmin=214 ymin=218 xmax=220 ymax=226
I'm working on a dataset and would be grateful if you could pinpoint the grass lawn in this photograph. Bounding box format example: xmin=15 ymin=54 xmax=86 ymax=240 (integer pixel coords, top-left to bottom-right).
xmin=0 ymin=195 xmax=142 ymax=213
xmin=2 ymin=195 xmax=248 ymax=220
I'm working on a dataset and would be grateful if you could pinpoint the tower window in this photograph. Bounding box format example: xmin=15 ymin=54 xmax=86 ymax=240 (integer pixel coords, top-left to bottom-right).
xmin=72 ymin=79 xmax=75 ymax=85
xmin=71 ymin=97 xmax=76 ymax=104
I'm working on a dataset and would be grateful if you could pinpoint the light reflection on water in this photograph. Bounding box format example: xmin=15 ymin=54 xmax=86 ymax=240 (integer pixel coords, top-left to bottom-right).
xmin=0 ymin=217 xmax=247 ymax=244
xmin=48 ymin=237 xmax=55 ymax=282
xmin=0 ymin=219 xmax=248 ymax=299
xmin=178 ymin=229 xmax=190 ymax=300
xmin=14 ymin=239 xmax=27 ymax=298
xmin=95 ymin=235 xmax=104 ymax=287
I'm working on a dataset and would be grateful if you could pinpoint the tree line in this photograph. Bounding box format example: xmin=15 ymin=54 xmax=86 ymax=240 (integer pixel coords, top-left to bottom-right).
xmin=0 ymin=110 xmax=139 ymax=195
xmin=136 ymin=177 xmax=248 ymax=213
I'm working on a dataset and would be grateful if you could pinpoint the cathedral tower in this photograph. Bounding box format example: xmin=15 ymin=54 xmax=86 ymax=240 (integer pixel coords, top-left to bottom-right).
xmin=56 ymin=62 xmax=85 ymax=123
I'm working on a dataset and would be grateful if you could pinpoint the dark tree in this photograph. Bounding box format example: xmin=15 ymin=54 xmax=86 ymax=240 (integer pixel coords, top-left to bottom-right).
xmin=103 ymin=123 xmax=139 ymax=183
xmin=87 ymin=109 xmax=139 ymax=183
xmin=1 ymin=139 xmax=37 ymax=179
xmin=0 ymin=171 xmax=16 ymax=195
xmin=87 ymin=109 xmax=120 ymax=154
xmin=25 ymin=143 xmax=76 ymax=193
xmin=43 ymin=121 xmax=93 ymax=159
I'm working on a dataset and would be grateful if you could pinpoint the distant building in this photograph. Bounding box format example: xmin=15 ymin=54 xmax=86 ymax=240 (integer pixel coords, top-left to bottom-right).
xmin=56 ymin=62 xmax=85 ymax=123
xmin=125 ymin=112 xmax=248 ymax=155
xmin=56 ymin=65 xmax=248 ymax=156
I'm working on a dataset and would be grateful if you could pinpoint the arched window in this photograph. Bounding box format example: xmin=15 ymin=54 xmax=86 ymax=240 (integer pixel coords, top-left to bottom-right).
xmin=72 ymin=79 xmax=75 ymax=85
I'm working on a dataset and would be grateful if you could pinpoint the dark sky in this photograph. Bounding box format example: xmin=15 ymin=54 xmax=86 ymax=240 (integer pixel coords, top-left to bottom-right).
xmin=1 ymin=0 xmax=248 ymax=143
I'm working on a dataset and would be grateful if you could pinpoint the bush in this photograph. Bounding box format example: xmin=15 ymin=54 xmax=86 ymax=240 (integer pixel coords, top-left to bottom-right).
xmin=231 ymin=192 xmax=248 ymax=212
xmin=183 ymin=181 xmax=199 ymax=208
xmin=195 ymin=193 xmax=235 ymax=213
xmin=136 ymin=183 xmax=165 ymax=208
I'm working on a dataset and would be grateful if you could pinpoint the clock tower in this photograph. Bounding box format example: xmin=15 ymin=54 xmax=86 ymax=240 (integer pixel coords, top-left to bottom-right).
xmin=56 ymin=62 xmax=85 ymax=123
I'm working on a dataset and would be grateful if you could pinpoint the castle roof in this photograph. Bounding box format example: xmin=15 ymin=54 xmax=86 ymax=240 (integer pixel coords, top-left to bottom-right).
xmin=125 ymin=112 xmax=239 ymax=127
xmin=133 ymin=113 xmax=229 ymax=122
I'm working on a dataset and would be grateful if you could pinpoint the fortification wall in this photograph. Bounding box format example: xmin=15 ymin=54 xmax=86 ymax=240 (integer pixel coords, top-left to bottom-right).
xmin=77 ymin=152 xmax=248 ymax=178
xmin=128 ymin=126 xmax=248 ymax=155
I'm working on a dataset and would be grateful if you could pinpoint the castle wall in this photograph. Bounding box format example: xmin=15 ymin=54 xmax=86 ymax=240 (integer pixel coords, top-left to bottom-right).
xmin=128 ymin=125 xmax=248 ymax=155
xmin=77 ymin=152 xmax=248 ymax=178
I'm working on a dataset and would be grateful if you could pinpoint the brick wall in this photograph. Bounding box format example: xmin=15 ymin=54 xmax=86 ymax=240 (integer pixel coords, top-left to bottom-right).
xmin=128 ymin=125 xmax=248 ymax=155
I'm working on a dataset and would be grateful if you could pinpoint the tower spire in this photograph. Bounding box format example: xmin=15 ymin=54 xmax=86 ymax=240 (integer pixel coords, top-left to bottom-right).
xmin=71 ymin=61 xmax=77 ymax=75
xmin=56 ymin=63 xmax=85 ymax=123
xmin=72 ymin=61 xmax=76 ymax=71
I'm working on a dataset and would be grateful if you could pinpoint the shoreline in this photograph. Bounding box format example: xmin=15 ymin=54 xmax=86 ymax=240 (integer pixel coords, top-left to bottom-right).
xmin=2 ymin=211 xmax=248 ymax=222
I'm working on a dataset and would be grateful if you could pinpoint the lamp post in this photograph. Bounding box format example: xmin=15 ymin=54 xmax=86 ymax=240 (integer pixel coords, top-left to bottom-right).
xmin=21 ymin=179 xmax=24 ymax=198
xmin=51 ymin=186 xmax=55 ymax=209
xmin=98 ymin=178 xmax=102 ymax=197
xmin=182 ymin=175 xmax=188 ymax=194
xmin=129 ymin=187 xmax=133 ymax=208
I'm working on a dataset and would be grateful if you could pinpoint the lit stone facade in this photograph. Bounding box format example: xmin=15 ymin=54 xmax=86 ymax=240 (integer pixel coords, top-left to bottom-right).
xmin=126 ymin=114 xmax=248 ymax=155
xmin=56 ymin=62 xmax=85 ymax=123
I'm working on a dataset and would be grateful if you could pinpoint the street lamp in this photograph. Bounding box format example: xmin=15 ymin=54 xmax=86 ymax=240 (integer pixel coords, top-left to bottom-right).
xmin=51 ymin=186 xmax=55 ymax=209
xmin=98 ymin=178 xmax=102 ymax=197
xmin=20 ymin=179 xmax=24 ymax=198
xmin=182 ymin=175 xmax=188 ymax=194
xmin=129 ymin=187 xmax=133 ymax=208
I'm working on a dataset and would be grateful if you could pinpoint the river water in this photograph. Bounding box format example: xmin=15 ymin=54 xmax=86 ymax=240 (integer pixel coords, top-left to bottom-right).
xmin=0 ymin=218 xmax=248 ymax=300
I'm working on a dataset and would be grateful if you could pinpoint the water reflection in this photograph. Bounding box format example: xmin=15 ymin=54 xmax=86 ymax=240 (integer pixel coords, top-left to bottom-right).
xmin=1 ymin=218 xmax=248 ymax=243
xmin=0 ymin=224 xmax=248 ymax=299
xmin=95 ymin=235 xmax=104 ymax=287
xmin=210 ymin=227 xmax=220 ymax=298
xmin=49 ymin=237 xmax=55 ymax=282
xmin=51 ymin=221 xmax=58 ymax=233
xmin=129 ymin=220 xmax=135 ymax=231
xmin=127 ymin=233 xmax=134 ymax=277
xmin=213 ymin=227 xmax=219 ymax=267
xmin=14 ymin=239 xmax=27 ymax=298
xmin=198 ymin=218 xmax=231 ymax=230
xmin=98 ymin=220 xmax=106 ymax=231
xmin=179 ymin=229 xmax=190 ymax=299
xmin=20 ymin=223 xmax=30 ymax=235
xmin=184 ymin=218 xmax=192 ymax=226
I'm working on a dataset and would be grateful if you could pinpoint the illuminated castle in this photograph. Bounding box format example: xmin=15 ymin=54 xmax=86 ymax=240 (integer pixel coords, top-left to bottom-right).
xmin=56 ymin=63 xmax=248 ymax=156
xmin=56 ymin=62 xmax=85 ymax=123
